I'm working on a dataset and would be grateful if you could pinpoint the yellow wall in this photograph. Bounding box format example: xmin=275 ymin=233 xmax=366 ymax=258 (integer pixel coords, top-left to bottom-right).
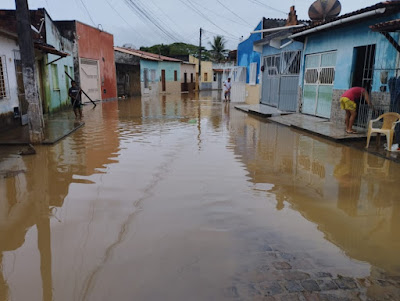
xmin=189 ymin=55 xmax=213 ymax=83
xmin=245 ymin=84 xmax=260 ymax=105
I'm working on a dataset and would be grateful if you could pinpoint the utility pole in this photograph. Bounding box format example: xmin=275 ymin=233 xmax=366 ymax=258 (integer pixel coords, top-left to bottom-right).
xmin=198 ymin=27 xmax=202 ymax=91
xmin=15 ymin=0 xmax=44 ymax=143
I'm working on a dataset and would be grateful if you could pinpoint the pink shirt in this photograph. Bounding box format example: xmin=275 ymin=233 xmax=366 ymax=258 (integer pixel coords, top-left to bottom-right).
xmin=341 ymin=87 xmax=365 ymax=102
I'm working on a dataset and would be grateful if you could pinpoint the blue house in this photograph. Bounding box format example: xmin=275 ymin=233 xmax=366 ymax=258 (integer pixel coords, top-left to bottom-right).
xmin=237 ymin=17 xmax=288 ymax=104
xmin=252 ymin=6 xmax=305 ymax=112
xmin=291 ymin=1 xmax=400 ymax=128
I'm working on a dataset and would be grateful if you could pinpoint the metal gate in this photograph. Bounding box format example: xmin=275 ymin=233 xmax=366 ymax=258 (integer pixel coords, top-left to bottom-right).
xmin=80 ymin=58 xmax=101 ymax=103
xmin=261 ymin=51 xmax=301 ymax=111
xmin=302 ymin=51 xmax=337 ymax=118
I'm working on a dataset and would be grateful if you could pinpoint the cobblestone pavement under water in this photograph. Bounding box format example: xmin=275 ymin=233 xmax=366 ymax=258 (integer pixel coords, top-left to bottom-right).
xmin=1 ymin=92 xmax=400 ymax=301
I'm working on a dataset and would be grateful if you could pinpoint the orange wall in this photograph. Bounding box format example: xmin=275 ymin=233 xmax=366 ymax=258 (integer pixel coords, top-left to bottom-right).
xmin=76 ymin=22 xmax=117 ymax=100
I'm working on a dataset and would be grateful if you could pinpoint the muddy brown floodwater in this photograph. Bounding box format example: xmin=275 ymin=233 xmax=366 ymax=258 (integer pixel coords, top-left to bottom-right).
xmin=1 ymin=92 xmax=400 ymax=301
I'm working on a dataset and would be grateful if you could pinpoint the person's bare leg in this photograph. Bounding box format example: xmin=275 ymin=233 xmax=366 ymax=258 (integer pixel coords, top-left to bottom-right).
xmin=73 ymin=108 xmax=79 ymax=121
xmin=345 ymin=110 xmax=350 ymax=130
xmin=348 ymin=110 xmax=357 ymax=132
xmin=79 ymin=108 xmax=83 ymax=121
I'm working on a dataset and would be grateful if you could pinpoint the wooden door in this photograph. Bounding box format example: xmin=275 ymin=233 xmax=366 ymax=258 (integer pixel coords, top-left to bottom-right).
xmin=161 ymin=69 xmax=166 ymax=92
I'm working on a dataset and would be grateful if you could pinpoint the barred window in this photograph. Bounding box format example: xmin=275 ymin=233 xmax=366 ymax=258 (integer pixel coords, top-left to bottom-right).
xmin=143 ymin=68 xmax=149 ymax=88
xmin=0 ymin=56 xmax=8 ymax=99
xmin=150 ymin=69 xmax=156 ymax=82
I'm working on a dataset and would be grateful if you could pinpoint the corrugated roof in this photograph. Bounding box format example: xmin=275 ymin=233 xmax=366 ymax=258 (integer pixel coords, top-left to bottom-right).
xmin=254 ymin=29 xmax=292 ymax=46
xmin=293 ymin=1 xmax=400 ymax=35
xmin=370 ymin=18 xmax=400 ymax=31
xmin=114 ymin=46 xmax=182 ymax=62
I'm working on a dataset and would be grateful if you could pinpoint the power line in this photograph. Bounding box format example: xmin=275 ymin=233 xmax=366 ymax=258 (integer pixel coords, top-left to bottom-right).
xmin=247 ymin=0 xmax=287 ymax=16
xmin=180 ymin=0 xmax=238 ymax=39
xmin=103 ymin=0 xmax=151 ymax=44
xmin=202 ymin=29 xmax=240 ymax=41
xmin=215 ymin=0 xmax=253 ymax=26
xmin=123 ymin=0 xmax=179 ymax=42
xmin=78 ymin=0 xmax=96 ymax=26
xmin=189 ymin=0 xmax=251 ymax=28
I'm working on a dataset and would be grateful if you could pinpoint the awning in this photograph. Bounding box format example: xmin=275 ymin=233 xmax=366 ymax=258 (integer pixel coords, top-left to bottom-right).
xmin=370 ymin=19 xmax=400 ymax=32
xmin=34 ymin=42 xmax=69 ymax=57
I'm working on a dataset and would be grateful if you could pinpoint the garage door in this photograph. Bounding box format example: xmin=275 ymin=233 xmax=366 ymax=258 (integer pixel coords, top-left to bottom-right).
xmin=80 ymin=58 xmax=101 ymax=103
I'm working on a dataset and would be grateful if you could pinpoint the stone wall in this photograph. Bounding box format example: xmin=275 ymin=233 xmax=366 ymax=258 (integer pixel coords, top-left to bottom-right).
xmin=330 ymin=89 xmax=346 ymax=125
xmin=330 ymin=89 xmax=391 ymax=125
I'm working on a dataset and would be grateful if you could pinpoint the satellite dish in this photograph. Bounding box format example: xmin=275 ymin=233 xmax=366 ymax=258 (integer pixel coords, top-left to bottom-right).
xmin=308 ymin=0 xmax=341 ymax=21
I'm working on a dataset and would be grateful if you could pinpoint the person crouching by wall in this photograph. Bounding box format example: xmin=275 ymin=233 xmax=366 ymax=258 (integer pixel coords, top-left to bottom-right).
xmin=340 ymin=87 xmax=373 ymax=134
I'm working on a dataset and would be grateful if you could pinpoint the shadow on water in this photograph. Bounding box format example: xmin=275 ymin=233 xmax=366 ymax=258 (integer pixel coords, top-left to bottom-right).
xmin=0 ymin=92 xmax=399 ymax=300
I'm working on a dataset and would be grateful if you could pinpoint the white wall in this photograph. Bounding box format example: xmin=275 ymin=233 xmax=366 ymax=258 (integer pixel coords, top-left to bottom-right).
xmin=0 ymin=35 xmax=19 ymax=115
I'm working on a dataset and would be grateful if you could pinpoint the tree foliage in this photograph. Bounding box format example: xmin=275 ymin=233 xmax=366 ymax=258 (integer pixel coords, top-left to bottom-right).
xmin=140 ymin=42 xmax=209 ymax=59
xmin=208 ymin=36 xmax=228 ymax=63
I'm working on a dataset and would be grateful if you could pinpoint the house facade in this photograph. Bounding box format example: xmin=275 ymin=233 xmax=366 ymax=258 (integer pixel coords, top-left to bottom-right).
xmin=114 ymin=47 xmax=182 ymax=96
xmin=114 ymin=47 xmax=141 ymax=97
xmin=291 ymin=2 xmax=400 ymax=127
xmin=56 ymin=21 xmax=117 ymax=103
xmin=237 ymin=21 xmax=263 ymax=104
xmin=0 ymin=9 xmax=72 ymax=130
xmin=180 ymin=62 xmax=195 ymax=93
xmin=0 ymin=30 xmax=20 ymax=130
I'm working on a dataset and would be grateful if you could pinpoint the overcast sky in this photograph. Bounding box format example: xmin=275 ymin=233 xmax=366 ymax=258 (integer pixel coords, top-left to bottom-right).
xmin=3 ymin=0 xmax=380 ymax=50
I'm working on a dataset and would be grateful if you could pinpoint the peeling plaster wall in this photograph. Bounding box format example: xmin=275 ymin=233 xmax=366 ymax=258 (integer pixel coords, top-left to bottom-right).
xmin=44 ymin=12 xmax=74 ymax=113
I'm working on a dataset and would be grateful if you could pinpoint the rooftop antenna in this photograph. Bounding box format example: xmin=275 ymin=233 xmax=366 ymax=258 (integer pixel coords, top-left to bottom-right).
xmin=308 ymin=0 xmax=341 ymax=22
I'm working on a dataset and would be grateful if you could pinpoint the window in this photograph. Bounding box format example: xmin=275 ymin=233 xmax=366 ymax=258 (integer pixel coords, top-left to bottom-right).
xmin=249 ymin=62 xmax=257 ymax=85
xmin=174 ymin=70 xmax=177 ymax=81
xmin=143 ymin=68 xmax=149 ymax=88
xmin=150 ymin=69 xmax=156 ymax=82
xmin=0 ymin=56 xmax=8 ymax=99
xmin=191 ymin=73 xmax=194 ymax=83
xmin=213 ymin=72 xmax=217 ymax=82
xmin=51 ymin=64 xmax=59 ymax=90
xmin=204 ymin=72 xmax=208 ymax=81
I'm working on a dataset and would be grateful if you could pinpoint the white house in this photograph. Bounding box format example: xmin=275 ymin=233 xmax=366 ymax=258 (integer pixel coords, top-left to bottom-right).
xmin=0 ymin=29 xmax=20 ymax=130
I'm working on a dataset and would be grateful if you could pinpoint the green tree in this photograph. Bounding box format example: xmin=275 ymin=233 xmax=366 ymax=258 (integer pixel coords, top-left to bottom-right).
xmin=208 ymin=36 xmax=228 ymax=63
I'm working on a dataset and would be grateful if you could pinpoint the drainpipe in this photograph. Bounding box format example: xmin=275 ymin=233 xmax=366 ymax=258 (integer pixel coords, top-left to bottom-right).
xmin=251 ymin=24 xmax=304 ymax=34
xmin=289 ymin=8 xmax=386 ymax=39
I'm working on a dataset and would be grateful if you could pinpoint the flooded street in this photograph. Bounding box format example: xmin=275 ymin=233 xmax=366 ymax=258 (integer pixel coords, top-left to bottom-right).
xmin=1 ymin=92 xmax=400 ymax=300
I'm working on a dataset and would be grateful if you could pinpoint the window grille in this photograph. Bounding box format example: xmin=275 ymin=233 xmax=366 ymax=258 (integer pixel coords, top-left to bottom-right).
xmin=0 ymin=56 xmax=8 ymax=99
xmin=143 ymin=68 xmax=149 ymax=88
xmin=150 ymin=69 xmax=156 ymax=82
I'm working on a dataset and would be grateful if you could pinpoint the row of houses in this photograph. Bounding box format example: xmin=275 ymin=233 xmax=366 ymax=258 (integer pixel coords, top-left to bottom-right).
xmin=0 ymin=7 xmax=229 ymax=133
xmin=237 ymin=1 xmax=400 ymax=129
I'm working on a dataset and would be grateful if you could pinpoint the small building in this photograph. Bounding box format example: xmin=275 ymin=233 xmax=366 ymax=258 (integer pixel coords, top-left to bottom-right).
xmin=114 ymin=47 xmax=182 ymax=96
xmin=56 ymin=21 xmax=117 ymax=103
xmin=180 ymin=62 xmax=196 ymax=93
xmin=188 ymin=56 xmax=214 ymax=90
xmin=113 ymin=47 xmax=141 ymax=97
xmin=0 ymin=9 xmax=72 ymax=129
xmin=291 ymin=1 xmax=400 ymax=128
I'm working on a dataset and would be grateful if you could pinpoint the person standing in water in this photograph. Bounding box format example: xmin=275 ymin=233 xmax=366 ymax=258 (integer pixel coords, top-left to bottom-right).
xmin=68 ymin=80 xmax=83 ymax=121
xmin=223 ymin=77 xmax=232 ymax=102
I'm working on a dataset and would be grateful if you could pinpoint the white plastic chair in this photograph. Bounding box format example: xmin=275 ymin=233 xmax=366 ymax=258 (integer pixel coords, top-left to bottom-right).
xmin=366 ymin=112 xmax=400 ymax=151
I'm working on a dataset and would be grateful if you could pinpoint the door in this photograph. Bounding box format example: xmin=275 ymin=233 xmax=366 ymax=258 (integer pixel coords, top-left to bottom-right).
xmin=261 ymin=54 xmax=280 ymax=107
xmin=80 ymin=58 xmax=101 ymax=103
xmin=261 ymin=51 xmax=301 ymax=111
xmin=302 ymin=51 xmax=337 ymax=118
xmin=161 ymin=69 xmax=166 ymax=92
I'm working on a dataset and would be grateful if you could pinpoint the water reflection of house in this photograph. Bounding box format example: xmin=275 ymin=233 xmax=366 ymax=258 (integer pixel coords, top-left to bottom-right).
xmin=228 ymin=111 xmax=400 ymax=274
xmin=0 ymin=8 xmax=73 ymax=130
xmin=0 ymin=100 xmax=121 ymax=300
